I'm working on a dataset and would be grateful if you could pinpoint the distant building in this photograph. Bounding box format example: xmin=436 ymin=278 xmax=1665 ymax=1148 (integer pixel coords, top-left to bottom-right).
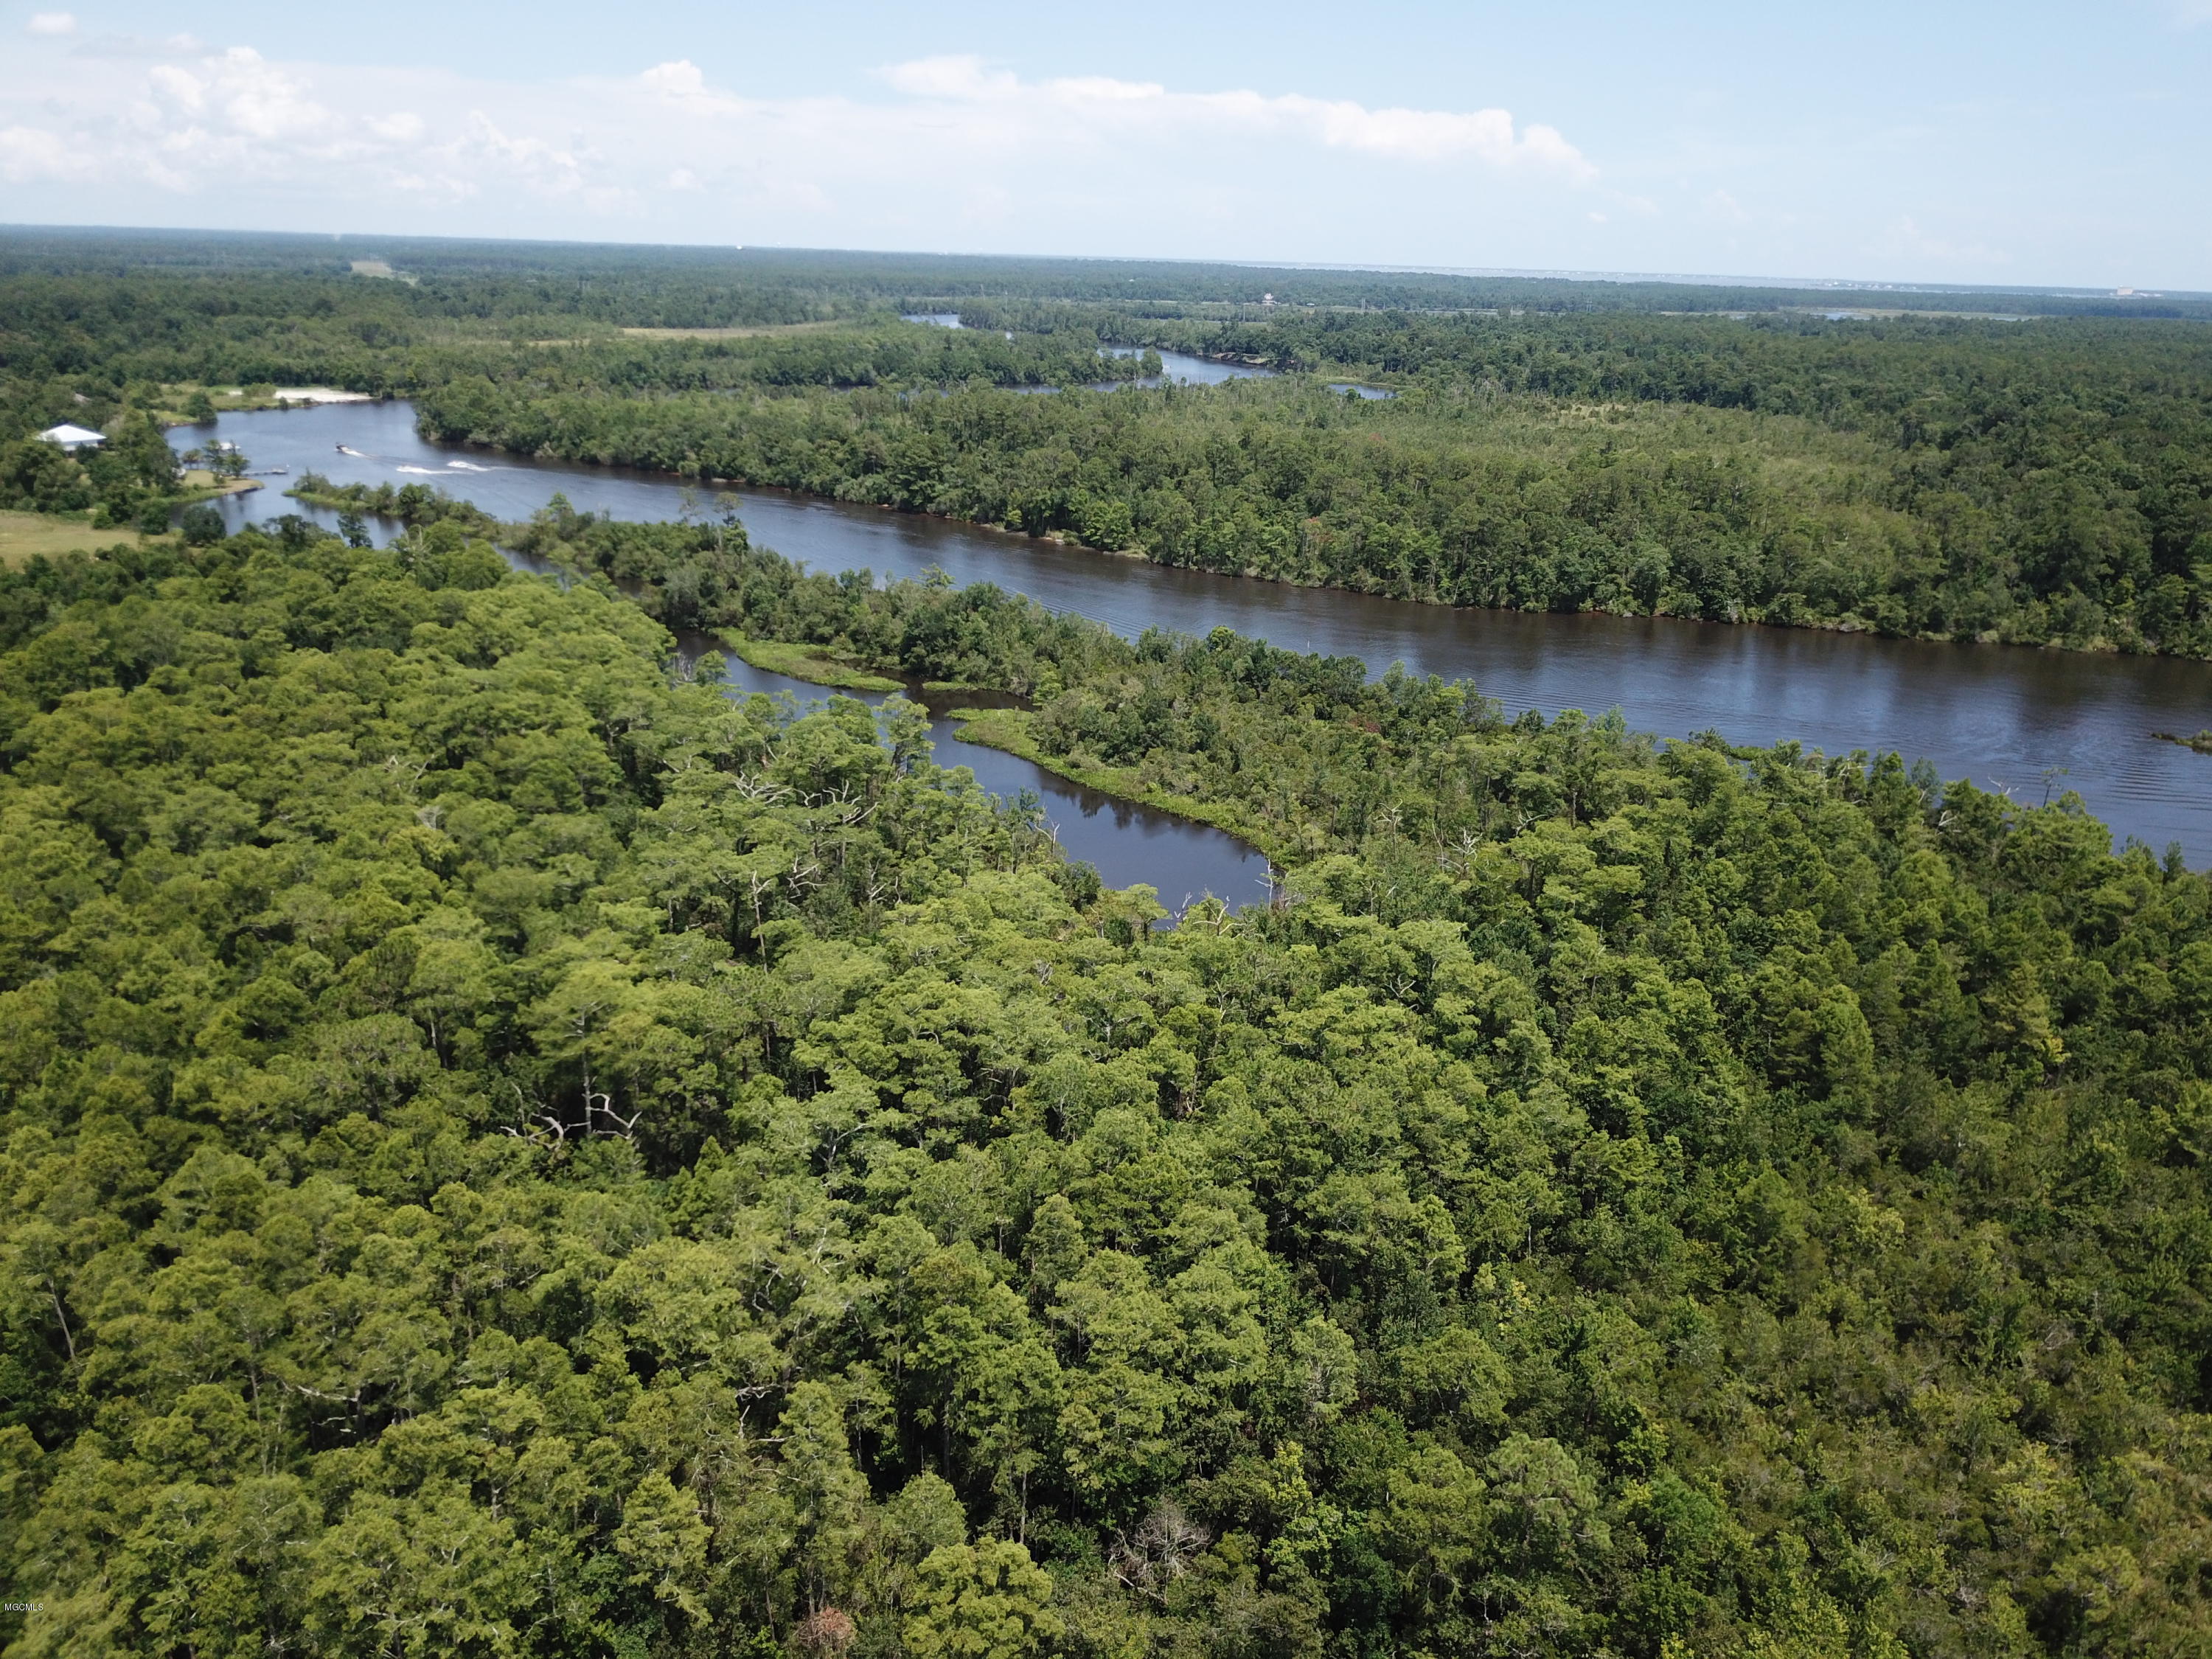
xmin=270 ymin=387 xmax=375 ymax=405
xmin=38 ymin=422 xmax=105 ymax=451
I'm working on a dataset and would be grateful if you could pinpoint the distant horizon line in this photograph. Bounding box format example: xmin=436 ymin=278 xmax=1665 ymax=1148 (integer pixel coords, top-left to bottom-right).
xmin=3 ymin=221 xmax=2205 ymax=302
xmin=1222 ymin=257 xmax=2202 ymax=301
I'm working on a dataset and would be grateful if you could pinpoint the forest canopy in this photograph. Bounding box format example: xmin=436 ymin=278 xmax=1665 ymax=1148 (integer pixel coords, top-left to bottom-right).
xmin=1 ymin=504 xmax=2211 ymax=1657
xmin=5 ymin=234 xmax=2212 ymax=1656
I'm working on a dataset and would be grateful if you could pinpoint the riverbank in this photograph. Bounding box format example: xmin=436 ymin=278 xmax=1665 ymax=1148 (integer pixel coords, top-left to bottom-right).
xmin=414 ymin=425 xmax=2200 ymax=662
xmin=942 ymin=706 xmax=1290 ymax=865
xmin=834 ymin=501 xmax=2202 ymax=660
xmin=408 ymin=351 xmax=2212 ymax=659
xmin=713 ymin=635 xmax=1267 ymax=852
xmin=276 ymin=387 xmax=2196 ymax=661
xmin=180 ymin=471 xmax=264 ymax=499
xmin=150 ymin=387 xmax=386 ymax=429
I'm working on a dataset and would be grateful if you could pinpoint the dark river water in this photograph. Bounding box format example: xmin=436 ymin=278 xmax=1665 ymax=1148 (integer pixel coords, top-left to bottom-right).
xmin=179 ymin=401 xmax=2212 ymax=868
xmin=1099 ymin=345 xmax=1279 ymax=388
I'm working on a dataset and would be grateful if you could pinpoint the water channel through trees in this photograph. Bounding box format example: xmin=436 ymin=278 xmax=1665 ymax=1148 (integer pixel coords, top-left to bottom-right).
xmin=178 ymin=401 xmax=2212 ymax=879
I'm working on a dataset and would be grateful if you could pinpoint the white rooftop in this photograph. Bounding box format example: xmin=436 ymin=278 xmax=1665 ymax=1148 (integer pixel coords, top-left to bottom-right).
xmin=39 ymin=422 xmax=106 ymax=448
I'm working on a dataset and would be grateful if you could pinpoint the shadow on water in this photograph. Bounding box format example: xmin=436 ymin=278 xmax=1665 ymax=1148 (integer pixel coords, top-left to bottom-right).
xmin=181 ymin=400 xmax=2212 ymax=863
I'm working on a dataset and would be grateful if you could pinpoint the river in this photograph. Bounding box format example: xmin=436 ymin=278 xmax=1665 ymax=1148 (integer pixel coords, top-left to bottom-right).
xmin=176 ymin=400 xmax=2212 ymax=866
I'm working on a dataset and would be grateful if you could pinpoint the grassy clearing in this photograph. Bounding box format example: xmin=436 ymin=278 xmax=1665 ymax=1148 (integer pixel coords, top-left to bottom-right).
xmin=0 ymin=481 xmax=255 ymax=568
xmin=717 ymin=634 xmax=905 ymax=692
xmin=620 ymin=321 xmax=846 ymax=341
xmin=0 ymin=511 xmax=157 ymax=568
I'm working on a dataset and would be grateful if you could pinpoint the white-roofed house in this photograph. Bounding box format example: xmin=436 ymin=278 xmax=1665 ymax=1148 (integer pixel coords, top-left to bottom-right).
xmin=38 ymin=423 xmax=106 ymax=451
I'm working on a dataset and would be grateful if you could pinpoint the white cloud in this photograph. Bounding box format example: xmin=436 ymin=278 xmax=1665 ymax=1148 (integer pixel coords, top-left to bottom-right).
xmin=147 ymin=65 xmax=204 ymax=112
xmin=459 ymin=111 xmax=591 ymax=198
xmin=639 ymin=58 xmax=741 ymax=112
xmin=27 ymin=12 xmax=75 ymax=36
xmin=140 ymin=47 xmax=332 ymax=145
xmin=214 ymin=48 xmax=327 ymax=140
xmin=641 ymin=59 xmax=708 ymax=98
xmin=871 ymin=55 xmax=1594 ymax=175
xmin=0 ymin=41 xmax=1596 ymax=242
xmin=881 ymin=55 xmax=1022 ymax=100
xmin=1 ymin=124 xmax=89 ymax=181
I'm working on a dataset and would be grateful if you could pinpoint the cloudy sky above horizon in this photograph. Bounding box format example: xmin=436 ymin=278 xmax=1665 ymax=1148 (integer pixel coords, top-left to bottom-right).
xmin=3 ymin=0 xmax=2208 ymax=290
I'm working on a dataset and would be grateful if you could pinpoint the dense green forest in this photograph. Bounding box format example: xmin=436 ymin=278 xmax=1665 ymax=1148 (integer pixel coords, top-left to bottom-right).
xmin=407 ymin=341 xmax=2212 ymax=653
xmin=5 ymin=489 xmax=2212 ymax=1657
xmin=4 ymin=236 xmax=2210 ymax=655
xmin=0 ymin=276 xmax=1147 ymax=423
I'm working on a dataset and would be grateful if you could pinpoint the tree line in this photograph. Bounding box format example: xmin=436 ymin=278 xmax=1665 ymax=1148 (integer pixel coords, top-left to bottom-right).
xmin=13 ymin=229 xmax=2205 ymax=319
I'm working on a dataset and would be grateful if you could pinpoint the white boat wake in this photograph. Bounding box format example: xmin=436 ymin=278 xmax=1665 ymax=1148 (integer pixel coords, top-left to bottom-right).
xmin=394 ymin=465 xmax=440 ymax=475
xmin=335 ymin=445 xmax=369 ymax=457
xmin=445 ymin=460 xmax=494 ymax=472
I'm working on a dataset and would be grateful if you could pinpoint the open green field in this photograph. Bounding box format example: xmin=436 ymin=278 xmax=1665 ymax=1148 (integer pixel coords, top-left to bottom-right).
xmin=0 ymin=509 xmax=152 ymax=567
xmin=619 ymin=320 xmax=848 ymax=340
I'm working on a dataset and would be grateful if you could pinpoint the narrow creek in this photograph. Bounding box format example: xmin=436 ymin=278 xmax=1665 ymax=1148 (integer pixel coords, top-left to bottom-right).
xmin=692 ymin=646 xmax=1267 ymax=914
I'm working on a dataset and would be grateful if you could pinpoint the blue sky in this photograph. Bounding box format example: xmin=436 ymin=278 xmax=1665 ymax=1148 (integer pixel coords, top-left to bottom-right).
xmin=3 ymin=0 xmax=2208 ymax=289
